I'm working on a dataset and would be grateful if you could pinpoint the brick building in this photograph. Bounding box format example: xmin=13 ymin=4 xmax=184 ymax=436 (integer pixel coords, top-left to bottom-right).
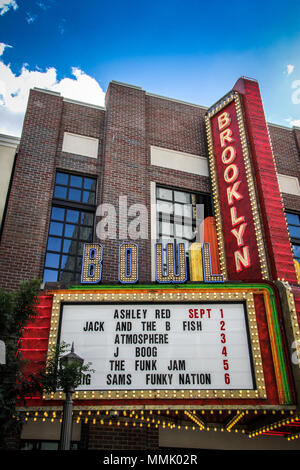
xmin=1 ymin=77 xmax=300 ymax=450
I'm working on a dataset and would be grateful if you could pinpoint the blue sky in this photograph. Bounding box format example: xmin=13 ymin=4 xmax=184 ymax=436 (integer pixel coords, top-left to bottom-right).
xmin=1 ymin=0 xmax=300 ymax=136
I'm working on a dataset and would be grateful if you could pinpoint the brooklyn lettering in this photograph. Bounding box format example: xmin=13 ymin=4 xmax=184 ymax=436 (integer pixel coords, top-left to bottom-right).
xmin=217 ymin=111 xmax=251 ymax=272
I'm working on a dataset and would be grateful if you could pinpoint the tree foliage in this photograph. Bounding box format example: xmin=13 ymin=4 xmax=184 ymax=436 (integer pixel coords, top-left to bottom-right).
xmin=0 ymin=279 xmax=41 ymax=448
xmin=34 ymin=341 xmax=94 ymax=395
xmin=0 ymin=280 xmax=94 ymax=449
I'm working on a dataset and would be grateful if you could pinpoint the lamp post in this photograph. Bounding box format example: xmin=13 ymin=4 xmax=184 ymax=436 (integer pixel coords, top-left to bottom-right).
xmin=59 ymin=342 xmax=84 ymax=450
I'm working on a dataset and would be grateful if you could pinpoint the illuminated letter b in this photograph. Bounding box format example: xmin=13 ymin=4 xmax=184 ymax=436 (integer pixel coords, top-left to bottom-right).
xmin=81 ymin=243 xmax=103 ymax=284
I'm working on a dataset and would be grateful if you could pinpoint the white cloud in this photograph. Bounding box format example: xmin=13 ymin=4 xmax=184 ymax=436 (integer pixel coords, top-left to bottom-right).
xmin=0 ymin=58 xmax=106 ymax=136
xmin=285 ymin=117 xmax=300 ymax=127
xmin=287 ymin=64 xmax=295 ymax=75
xmin=52 ymin=67 xmax=105 ymax=105
xmin=36 ymin=2 xmax=48 ymax=10
xmin=26 ymin=12 xmax=37 ymax=24
xmin=0 ymin=0 xmax=18 ymax=15
xmin=292 ymin=80 xmax=300 ymax=105
xmin=0 ymin=42 xmax=12 ymax=56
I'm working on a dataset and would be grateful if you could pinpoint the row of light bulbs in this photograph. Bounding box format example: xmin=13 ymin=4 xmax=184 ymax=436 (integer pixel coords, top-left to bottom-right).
xmin=248 ymin=414 xmax=300 ymax=438
xmin=20 ymin=409 xmax=298 ymax=437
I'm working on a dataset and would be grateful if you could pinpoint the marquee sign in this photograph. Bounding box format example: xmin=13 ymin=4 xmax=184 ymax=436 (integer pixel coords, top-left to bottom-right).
xmin=59 ymin=302 xmax=254 ymax=392
xmin=38 ymin=282 xmax=294 ymax=407
xmin=47 ymin=287 xmax=265 ymax=401
xmin=205 ymin=92 xmax=269 ymax=282
xmin=16 ymin=281 xmax=294 ymax=411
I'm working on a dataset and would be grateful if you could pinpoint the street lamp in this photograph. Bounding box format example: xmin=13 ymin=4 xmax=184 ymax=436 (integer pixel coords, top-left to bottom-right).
xmin=59 ymin=342 xmax=84 ymax=450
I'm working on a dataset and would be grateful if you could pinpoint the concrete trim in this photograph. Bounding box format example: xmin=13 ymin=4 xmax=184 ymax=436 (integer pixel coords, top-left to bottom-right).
xmin=150 ymin=145 xmax=209 ymax=176
xmin=33 ymin=87 xmax=61 ymax=96
xmin=63 ymin=97 xmax=105 ymax=111
xmin=110 ymin=80 xmax=143 ymax=90
xmin=62 ymin=132 xmax=99 ymax=159
xmin=0 ymin=133 xmax=20 ymax=148
xmin=268 ymin=122 xmax=293 ymax=131
xmin=146 ymin=92 xmax=208 ymax=110
xmin=277 ymin=173 xmax=300 ymax=196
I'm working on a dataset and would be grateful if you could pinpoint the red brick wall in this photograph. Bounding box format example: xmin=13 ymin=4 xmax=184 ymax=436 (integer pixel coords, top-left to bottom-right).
xmin=100 ymin=83 xmax=149 ymax=283
xmin=0 ymin=90 xmax=63 ymax=290
xmin=81 ymin=422 xmax=159 ymax=450
xmin=56 ymin=100 xmax=105 ymax=177
xmin=293 ymin=127 xmax=300 ymax=155
xmin=146 ymin=94 xmax=208 ymax=156
xmin=268 ymin=124 xmax=300 ymax=212
xmin=269 ymin=124 xmax=300 ymax=175
xmin=99 ymin=85 xmax=211 ymax=284
xmin=147 ymin=95 xmax=210 ymax=194
xmin=0 ymin=90 xmax=105 ymax=290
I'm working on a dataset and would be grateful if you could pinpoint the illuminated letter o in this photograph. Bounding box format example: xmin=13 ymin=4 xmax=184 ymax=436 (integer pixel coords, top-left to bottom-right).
xmin=221 ymin=146 xmax=236 ymax=164
xmin=224 ymin=164 xmax=239 ymax=183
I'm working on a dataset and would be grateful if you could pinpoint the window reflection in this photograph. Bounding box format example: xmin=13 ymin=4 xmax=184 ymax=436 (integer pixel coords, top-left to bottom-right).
xmin=156 ymin=186 xmax=211 ymax=278
xmin=43 ymin=171 xmax=96 ymax=284
xmin=52 ymin=172 xmax=96 ymax=204
xmin=286 ymin=212 xmax=300 ymax=264
xmin=66 ymin=210 xmax=79 ymax=223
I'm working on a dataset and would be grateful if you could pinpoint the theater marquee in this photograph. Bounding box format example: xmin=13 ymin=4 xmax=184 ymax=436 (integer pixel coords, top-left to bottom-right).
xmin=59 ymin=302 xmax=254 ymax=391
xmin=44 ymin=284 xmax=289 ymax=405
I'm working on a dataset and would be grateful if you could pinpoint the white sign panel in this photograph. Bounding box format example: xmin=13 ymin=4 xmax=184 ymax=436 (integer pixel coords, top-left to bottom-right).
xmin=59 ymin=303 xmax=254 ymax=391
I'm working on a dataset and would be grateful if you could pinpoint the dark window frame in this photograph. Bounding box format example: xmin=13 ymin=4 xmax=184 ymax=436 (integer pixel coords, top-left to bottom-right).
xmin=156 ymin=185 xmax=212 ymax=245
xmin=43 ymin=171 xmax=97 ymax=284
xmin=155 ymin=185 xmax=212 ymax=276
xmin=53 ymin=170 xmax=97 ymax=207
xmin=20 ymin=439 xmax=79 ymax=450
xmin=286 ymin=211 xmax=300 ymax=264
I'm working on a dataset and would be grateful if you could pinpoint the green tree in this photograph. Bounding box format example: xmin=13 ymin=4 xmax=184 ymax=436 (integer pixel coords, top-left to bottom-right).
xmin=0 ymin=280 xmax=94 ymax=449
xmin=34 ymin=341 xmax=94 ymax=395
xmin=0 ymin=279 xmax=41 ymax=449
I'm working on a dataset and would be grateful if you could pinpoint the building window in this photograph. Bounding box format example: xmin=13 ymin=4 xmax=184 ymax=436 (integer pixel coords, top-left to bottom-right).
xmin=156 ymin=186 xmax=212 ymax=274
xmin=286 ymin=212 xmax=300 ymax=264
xmin=43 ymin=171 xmax=96 ymax=284
xmin=54 ymin=171 xmax=96 ymax=205
xmin=20 ymin=440 xmax=79 ymax=450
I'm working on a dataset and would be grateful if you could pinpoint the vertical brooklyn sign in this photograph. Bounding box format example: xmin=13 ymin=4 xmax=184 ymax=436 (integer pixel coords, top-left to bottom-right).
xmin=205 ymin=92 xmax=269 ymax=281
